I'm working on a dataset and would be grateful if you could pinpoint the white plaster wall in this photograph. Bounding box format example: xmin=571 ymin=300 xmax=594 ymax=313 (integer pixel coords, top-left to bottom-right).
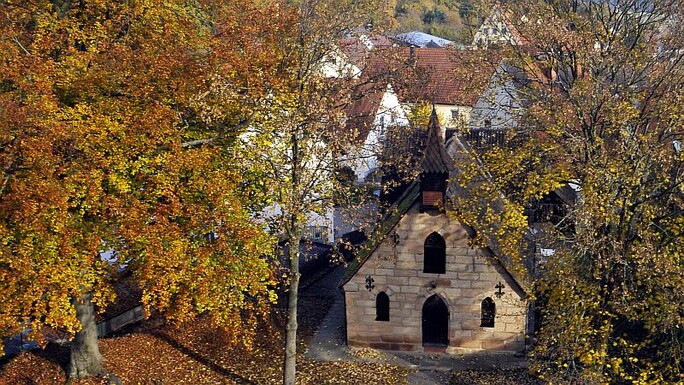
xmin=472 ymin=8 xmax=518 ymax=48
xmin=319 ymin=47 xmax=361 ymax=79
xmin=344 ymin=84 xmax=411 ymax=183
xmin=434 ymin=104 xmax=472 ymax=131
xmin=469 ymin=64 xmax=523 ymax=132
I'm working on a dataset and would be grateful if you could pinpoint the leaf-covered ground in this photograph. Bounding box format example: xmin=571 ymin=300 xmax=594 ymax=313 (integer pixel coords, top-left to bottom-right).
xmin=0 ymin=281 xmax=543 ymax=384
xmin=450 ymin=368 xmax=545 ymax=385
xmin=0 ymin=291 xmax=412 ymax=385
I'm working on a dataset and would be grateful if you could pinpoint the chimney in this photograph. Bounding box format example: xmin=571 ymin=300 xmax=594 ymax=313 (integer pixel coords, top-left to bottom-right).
xmin=408 ymin=46 xmax=417 ymax=66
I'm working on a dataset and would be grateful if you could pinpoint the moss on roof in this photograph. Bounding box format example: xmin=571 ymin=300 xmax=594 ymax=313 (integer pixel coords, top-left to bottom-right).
xmin=341 ymin=183 xmax=421 ymax=285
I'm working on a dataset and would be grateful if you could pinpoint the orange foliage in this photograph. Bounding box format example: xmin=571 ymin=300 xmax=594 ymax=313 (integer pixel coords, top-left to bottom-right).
xmin=0 ymin=0 xmax=292 ymax=349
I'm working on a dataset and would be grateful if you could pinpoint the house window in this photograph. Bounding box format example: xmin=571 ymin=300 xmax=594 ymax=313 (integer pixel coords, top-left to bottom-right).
xmin=305 ymin=225 xmax=329 ymax=242
xmin=376 ymin=292 xmax=390 ymax=321
xmin=423 ymin=232 xmax=446 ymax=274
xmin=481 ymin=297 xmax=496 ymax=327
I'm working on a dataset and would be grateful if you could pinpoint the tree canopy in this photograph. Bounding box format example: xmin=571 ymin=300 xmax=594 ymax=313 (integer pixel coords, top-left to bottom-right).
xmin=450 ymin=0 xmax=684 ymax=383
xmin=0 ymin=0 xmax=285 ymax=378
xmin=235 ymin=1 xmax=396 ymax=382
xmin=389 ymin=0 xmax=490 ymax=43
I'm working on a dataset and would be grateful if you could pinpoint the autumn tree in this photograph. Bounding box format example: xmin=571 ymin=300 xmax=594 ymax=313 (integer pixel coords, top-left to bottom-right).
xmin=450 ymin=0 xmax=684 ymax=383
xmin=0 ymin=0 xmax=285 ymax=379
xmin=227 ymin=1 xmax=399 ymax=383
xmin=389 ymin=0 xmax=489 ymax=43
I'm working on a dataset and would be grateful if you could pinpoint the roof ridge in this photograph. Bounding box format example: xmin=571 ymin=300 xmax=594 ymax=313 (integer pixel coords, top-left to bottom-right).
xmin=339 ymin=183 xmax=421 ymax=286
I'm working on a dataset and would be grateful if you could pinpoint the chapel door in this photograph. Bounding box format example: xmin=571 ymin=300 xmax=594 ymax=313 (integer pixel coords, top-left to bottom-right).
xmin=422 ymin=295 xmax=449 ymax=347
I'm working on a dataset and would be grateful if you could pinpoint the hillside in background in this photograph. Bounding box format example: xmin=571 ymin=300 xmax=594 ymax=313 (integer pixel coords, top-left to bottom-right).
xmin=388 ymin=0 xmax=491 ymax=44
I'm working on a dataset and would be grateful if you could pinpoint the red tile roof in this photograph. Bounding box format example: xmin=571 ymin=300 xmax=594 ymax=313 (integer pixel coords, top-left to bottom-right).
xmin=339 ymin=46 xmax=503 ymax=144
xmin=338 ymin=34 xmax=393 ymax=67
xmin=344 ymin=80 xmax=387 ymax=143
xmin=396 ymin=47 xmax=503 ymax=107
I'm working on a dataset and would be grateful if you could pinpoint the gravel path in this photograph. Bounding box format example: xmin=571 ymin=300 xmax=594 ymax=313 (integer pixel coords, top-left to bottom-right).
xmin=302 ymin=263 xmax=353 ymax=362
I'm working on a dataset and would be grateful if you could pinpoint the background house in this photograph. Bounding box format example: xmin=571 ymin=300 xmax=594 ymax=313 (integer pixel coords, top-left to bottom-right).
xmin=471 ymin=6 xmax=522 ymax=48
xmin=333 ymin=43 xmax=507 ymax=243
xmin=466 ymin=61 xmax=527 ymax=146
xmin=395 ymin=47 xmax=501 ymax=139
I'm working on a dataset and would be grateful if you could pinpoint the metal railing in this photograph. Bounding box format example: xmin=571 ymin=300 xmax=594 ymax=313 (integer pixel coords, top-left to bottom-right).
xmin=464 ymin=129 xmax=506 ymax=147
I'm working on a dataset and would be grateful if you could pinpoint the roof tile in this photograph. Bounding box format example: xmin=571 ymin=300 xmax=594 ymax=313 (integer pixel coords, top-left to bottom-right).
xmin=397 ymin=47 xmax=502 ymax=106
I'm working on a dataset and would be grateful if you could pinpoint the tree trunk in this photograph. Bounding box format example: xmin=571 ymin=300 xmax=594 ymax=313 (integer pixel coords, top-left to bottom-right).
xmin=68 ymin=292 xmax=104 ymax=379
xmin=282 ymin=238 xmax=300 ymax=385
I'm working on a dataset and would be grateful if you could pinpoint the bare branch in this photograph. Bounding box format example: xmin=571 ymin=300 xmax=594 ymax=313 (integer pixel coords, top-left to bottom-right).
xmin=12 ymin=37 xmax=30 ymax=55
xmin=181 ymin=114 xmax=253 ymax=149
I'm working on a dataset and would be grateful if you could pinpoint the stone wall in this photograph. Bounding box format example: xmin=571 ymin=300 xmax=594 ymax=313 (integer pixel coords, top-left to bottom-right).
xmin=96 ymin=305 xmax=144 ymax=337
xmin=344 ymin=203 xmax=527 ymax=353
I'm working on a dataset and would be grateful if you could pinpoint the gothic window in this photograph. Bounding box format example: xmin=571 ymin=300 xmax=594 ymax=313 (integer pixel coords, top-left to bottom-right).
xmin=376 ymin=292 xmax=390 ymax=321
xmin=481 ymin=297 xmax=496 ymax=327
xmin=423 ymin=232 xmax=446 ymax=274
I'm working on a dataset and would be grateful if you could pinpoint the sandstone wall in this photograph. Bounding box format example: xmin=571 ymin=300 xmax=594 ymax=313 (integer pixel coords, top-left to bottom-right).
xmin=344 ymin=203 xmax=527 ymax=353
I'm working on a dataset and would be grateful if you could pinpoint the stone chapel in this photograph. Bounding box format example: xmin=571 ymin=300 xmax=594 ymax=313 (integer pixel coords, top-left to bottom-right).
xmin=341 ymin=112 xmax=529 ymax=353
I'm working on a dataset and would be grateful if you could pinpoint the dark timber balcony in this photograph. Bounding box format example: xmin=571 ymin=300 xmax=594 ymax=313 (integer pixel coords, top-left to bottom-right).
xmin=464 ymin=129 xmax=506 ymax=147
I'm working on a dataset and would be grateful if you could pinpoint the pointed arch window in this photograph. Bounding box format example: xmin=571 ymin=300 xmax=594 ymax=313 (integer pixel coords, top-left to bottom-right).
xmin=423 ymin=232 xmax=446 ymax=274
xmin=376 ymin=292 xmax=390 ymax=321
xmin=481 ymin=297 xmax=496 ymax=328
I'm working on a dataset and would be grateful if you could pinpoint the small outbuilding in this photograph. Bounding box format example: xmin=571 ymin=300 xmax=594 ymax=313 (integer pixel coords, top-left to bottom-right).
xmin=341 ymin=112 xmax=529 ymax=353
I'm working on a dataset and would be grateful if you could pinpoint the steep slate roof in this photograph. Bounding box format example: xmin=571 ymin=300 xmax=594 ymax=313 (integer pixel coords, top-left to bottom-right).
xmin=395 ymin=47 xmax=502 ymax=107
xmin=341 ymin=182 xmax=420 ymax=284
xmin=341 ymin=179 xmax=528 ymax=294
xmin=445 ymin=135 xmax=531 ymax=291
xmin=422 ymin=109 xmax=453 ymax=174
